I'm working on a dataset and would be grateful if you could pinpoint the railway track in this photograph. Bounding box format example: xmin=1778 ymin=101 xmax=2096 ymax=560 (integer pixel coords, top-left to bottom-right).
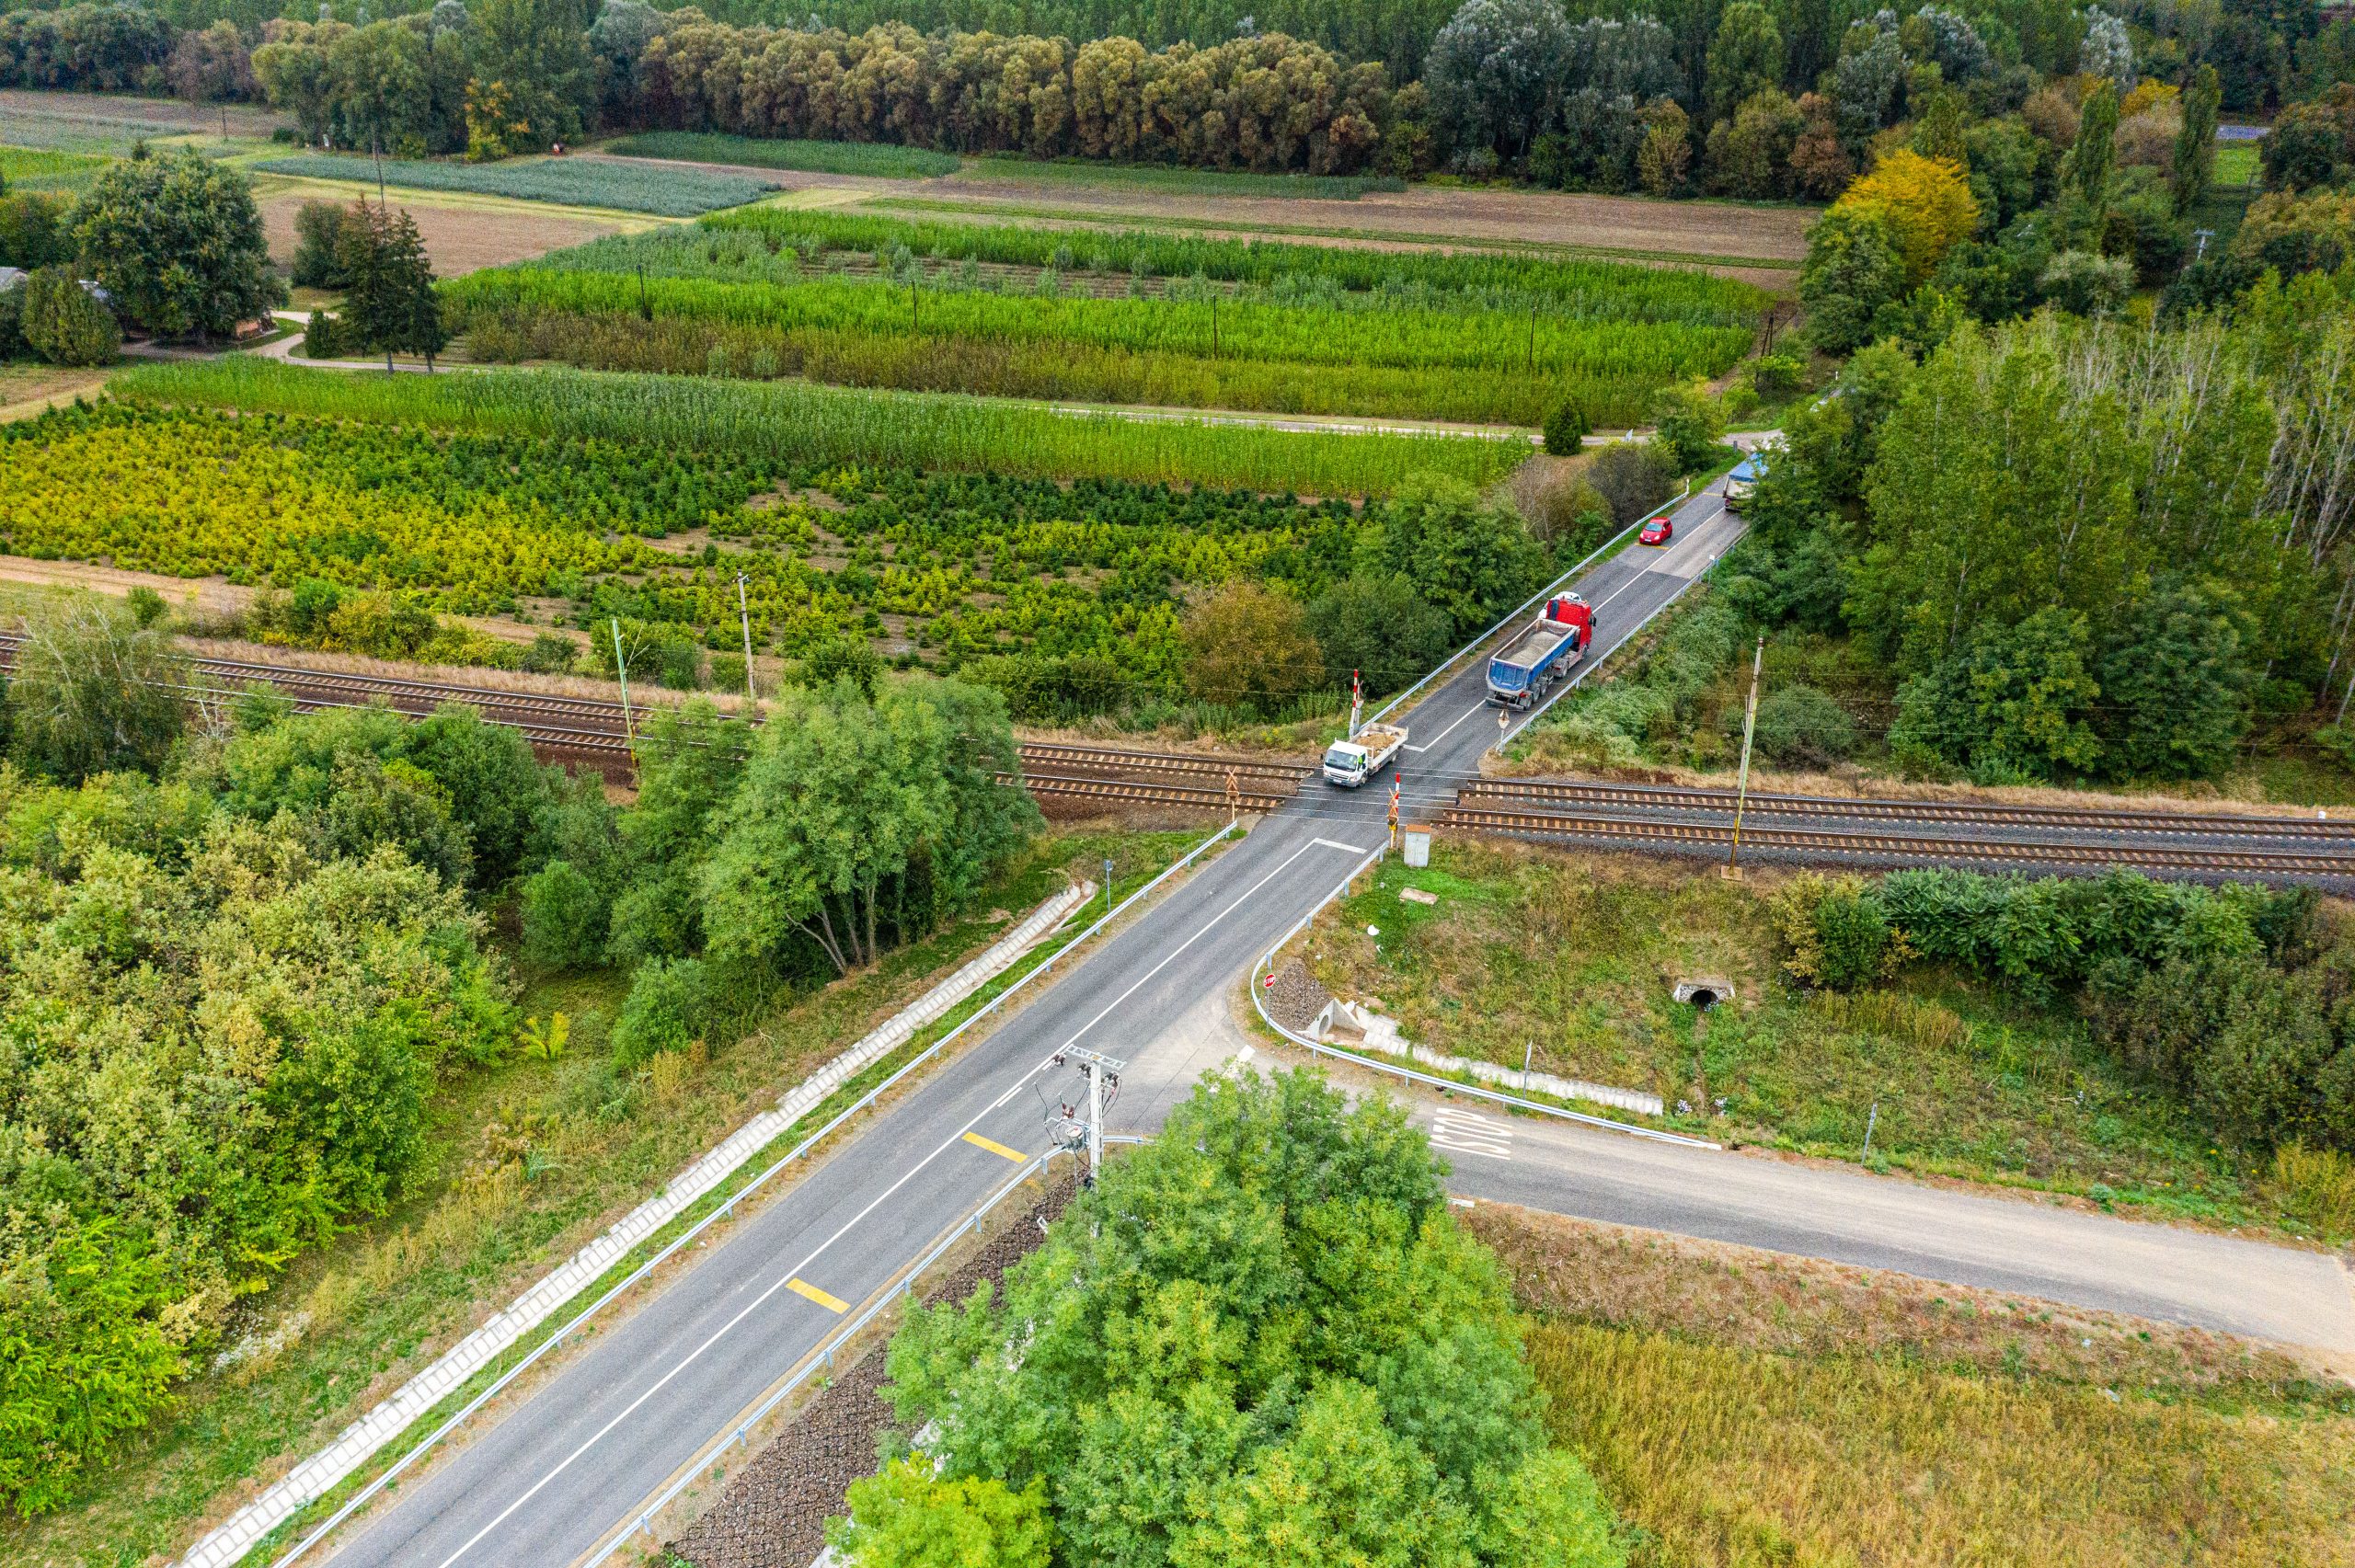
xmin=1461 ymin=776 xmax=2355 ymax=841
xmin=0 ymin=634 xmax=1293 ymax=807
xmin=1434 ymin=804 xmax=2355 ymax=880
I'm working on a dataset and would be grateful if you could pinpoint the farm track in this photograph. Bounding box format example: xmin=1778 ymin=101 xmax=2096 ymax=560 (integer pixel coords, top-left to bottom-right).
xmin=9 ymin=633 xmax=2353 ymax=879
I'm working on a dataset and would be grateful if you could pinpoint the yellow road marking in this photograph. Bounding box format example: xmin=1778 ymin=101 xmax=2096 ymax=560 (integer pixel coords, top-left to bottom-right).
xmin=962 ymin=1130 xmax=1028 ymax=1163
xmin=786 ymin=1276 xmax=848 ymax=1313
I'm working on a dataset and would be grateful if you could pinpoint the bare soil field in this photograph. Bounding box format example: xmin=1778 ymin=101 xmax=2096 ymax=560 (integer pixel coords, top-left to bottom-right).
xmin=258 ymin=193 xmax=634 ymax=277
xmin=0 ymin=363 xmax=109 ymax=422
xmin=0 ymin=87 xmax=286 ymax=150
xmin=921 ymin=173 xmax=1815 ymax=264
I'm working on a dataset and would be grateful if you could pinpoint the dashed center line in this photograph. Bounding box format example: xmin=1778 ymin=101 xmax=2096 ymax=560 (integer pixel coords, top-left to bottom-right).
xmin=784 ymin=1277 xmax=848 ymax=1313
xmin=1430 ymin=1108 xmax=1513 ymax=1162
xmin=961 ymin=1130 xmax=1028 ymax=1163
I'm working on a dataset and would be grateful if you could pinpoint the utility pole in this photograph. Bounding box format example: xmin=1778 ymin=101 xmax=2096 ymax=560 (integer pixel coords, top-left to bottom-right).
xmin=735 ymin=571 xmax=758 ymax=704
xmin=1052 ymin=1047 xmax=1125 ymax=1185
xmin=1210 ymin=292 xmax=1218 ymax=358
xmin=1723 ymin=635 xmax=1763 ymax=880
xmin=611 ymin=617 xmax=635 ymax=743
xmin=372 ymin=127 xmax=386 ymax=212
xmin=2193 ymin=227 xmax=2215 ymax=262
xmin=1104 ymin=855 xmax=1114 ymax=921
xmin=1527 ymin=303 xmax=1536 ymax=374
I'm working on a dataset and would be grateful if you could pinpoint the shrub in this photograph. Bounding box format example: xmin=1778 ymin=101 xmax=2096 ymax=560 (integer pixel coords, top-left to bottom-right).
xmin=2270 ymin=1143 xmax=2355 ymax=1237
xmin=1741 ymin=682 xmax=1858 ymax=767
xmin=1543 ymin=400 xmax=1591 ymax=455
xmin=1770 ymin=873 xmax=1911 ymax=990
xmin=612 ymin=955 xmax=711 ymax=1067
xmin=1585 ymin=440 xmax=1679 ymax=523
xmin=301 ymin=308 xmax=353 ymax=359
xmin=802 ymin=635 xmax=881 ymax=697
xmin=1748 ymin=352 xmax=1804 ymax=398
xmin=521 ymin=859 xmax=609 ymax=970
xmin=20 ymin=266 xmax=120 ymax=365
xmin=1179 ymin=581 xmax=1324 ymax=715
xmin=1653 ymin=383 xmax=1724 ymax=473
xmin=292 ymin=199 xmax=357 ymax=288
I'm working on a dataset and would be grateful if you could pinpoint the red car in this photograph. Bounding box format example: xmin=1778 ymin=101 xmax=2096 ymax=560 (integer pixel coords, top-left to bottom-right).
xmin=1639 ymin=514 xmax=1673 ymax=545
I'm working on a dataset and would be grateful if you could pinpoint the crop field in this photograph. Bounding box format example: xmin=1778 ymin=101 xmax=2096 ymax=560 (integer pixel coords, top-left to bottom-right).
xmin=0 ymin=143 xmax=109 ymax=192
xmin=0 ymin=87 xmax=287 ymax=152
xmin=113 ymin=358 xmax=1520 ymax=493
xmin=252 ymin=154 xmax=777 ymax=216
xmin=601 ymin=132 xmax=962 ymax=178
xmin=442 ymin=209 xmax=1760 ymax=424
xmin=0 ymin=395 xmax=1490 ymax=703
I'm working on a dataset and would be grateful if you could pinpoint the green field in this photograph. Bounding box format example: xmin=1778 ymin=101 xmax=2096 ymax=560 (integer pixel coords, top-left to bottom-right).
xmin=440 ymin=208 xmax=1759 ymax=425
xmin=110 ymin=357 xmax=1525 ymax=494
xmin=601 ymin=132 xmax=962 ymax=178
xmin=0 ymin=143 xmax=111 ymax=192
xmin=253 ymin=154 xmax=776 ymax=216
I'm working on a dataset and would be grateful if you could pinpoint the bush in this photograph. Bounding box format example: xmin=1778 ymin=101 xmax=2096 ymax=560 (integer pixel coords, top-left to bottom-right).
xmin=1543 ymin=400 xmax=1591 ymax=455
xmin=301 ymin=308 xmax=354 ymax=359
xmin=1585 ymin=440 xmax=1679 ymax=524
xmin=1653 ymin=383 xmax=1724 ymax=473
xmin=291 ymin=199 xmax=357 ymax=288
xmin=1770 ymin=873 xmax=1909 ymax=990
xmin=1307 ymin=573 xmax=1452 ymax=698
xmin=20 ymin=266 xmax=120 ymax=365
xmin=1741 ymin=682 xmax=1858 ymax=767
xmin=521 ymin=858 xmax=609 ymax=969
xmin=612 ymin=955 xmax=711 ymax=1066
xmin=522 ymin=631 xmax=579 ymax=673
xmin=802 ymin=635 xmax=881 ymax=697
xmin=1179 ymin=580 xmax=1324 ymax=715
xmin=1747 ymin=352 xmax=1804 ymax=399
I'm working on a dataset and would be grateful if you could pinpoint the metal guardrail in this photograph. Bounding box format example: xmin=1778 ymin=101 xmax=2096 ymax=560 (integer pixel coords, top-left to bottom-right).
xmin=260 ymin=818 xmax=1241 ymax=1568
xmin=583 ymin=1136 xmax=1145 ymax=1563
xmin=1246 ymin=843 xmax=1719 ymax=1150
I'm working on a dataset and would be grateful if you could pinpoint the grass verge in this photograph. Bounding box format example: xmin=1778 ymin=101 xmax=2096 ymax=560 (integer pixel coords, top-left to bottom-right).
xmin=1297 ymin=838 xmax=2318 ymax=1231
xmin=0 ymin=829 xmax=1205 ymax=1568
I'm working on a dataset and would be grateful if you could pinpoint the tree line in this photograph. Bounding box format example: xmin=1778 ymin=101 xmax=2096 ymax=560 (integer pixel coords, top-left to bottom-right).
xmin=1735 ymin=269 xmax=2355 ymax=789
xmin=13 ymin=0 xmax=2349 ymax=189
xmin=0 ymin=588 xmax=1040 ymax=1518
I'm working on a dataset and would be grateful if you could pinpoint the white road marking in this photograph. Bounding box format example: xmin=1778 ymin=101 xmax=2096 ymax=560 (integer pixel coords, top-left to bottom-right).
xmin=1313 ymin=838 xmax=1369 ymax=853
xmin=1431 ymin=1108 xmax=1513 ymax=1161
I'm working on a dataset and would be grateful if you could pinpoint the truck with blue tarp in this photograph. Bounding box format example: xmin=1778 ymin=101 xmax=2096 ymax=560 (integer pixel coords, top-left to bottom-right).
xmin=1486 ymin=593 xmax=1593 ymax=708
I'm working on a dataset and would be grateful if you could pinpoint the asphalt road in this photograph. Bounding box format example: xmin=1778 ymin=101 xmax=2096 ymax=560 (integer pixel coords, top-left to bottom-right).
xmin=319 ymin=480 xmax=1747 ymax=1568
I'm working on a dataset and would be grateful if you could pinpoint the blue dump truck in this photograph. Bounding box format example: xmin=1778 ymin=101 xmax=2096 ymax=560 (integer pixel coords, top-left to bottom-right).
xmin=1486 ymin=593 xmax=1593 ymax=709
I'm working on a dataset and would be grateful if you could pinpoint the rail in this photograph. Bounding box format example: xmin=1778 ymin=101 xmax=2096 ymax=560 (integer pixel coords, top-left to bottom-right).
xmin=1246 ymin=841 xmax=1719 ymax=1149
xmin=1436 ymin=806 xmax=2355 ymax=879
xmin=582 ymin=1137 xmax=1145 ymax=1565
xmin=1459 ymin=778 xmax=2355 ymax=840
xmin=259 ymin=817 xmax=1240 ymax=1568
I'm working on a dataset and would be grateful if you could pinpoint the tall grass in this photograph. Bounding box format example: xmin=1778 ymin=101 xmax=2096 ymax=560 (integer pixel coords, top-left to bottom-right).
xmin=601 ymin=132 xmax=962 ymax=178
xmin=253 ymin=154 xmax=775 ymax=216
xmin=108 ymin=358 xmax=1528 ymax=495
xmin=1530 ymin=1321 xmax=2355 ymax=1567
xmin=0 ymin=143 xmax=111 ymax=192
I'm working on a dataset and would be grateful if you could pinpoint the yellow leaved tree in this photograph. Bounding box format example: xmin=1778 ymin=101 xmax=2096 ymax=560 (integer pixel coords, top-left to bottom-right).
xmin=1829 ymin=148 xmax=1981 ymax=284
